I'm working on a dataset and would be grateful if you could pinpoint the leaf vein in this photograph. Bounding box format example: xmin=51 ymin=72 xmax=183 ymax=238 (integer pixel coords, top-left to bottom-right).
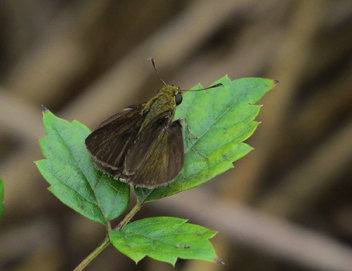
xmin=52 ymin=124 xmax=108 ymax=223
xmin=185 ymin=87 xmax=250 ymax=153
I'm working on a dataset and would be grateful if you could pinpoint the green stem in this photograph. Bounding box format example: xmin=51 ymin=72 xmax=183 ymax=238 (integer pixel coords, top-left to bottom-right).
xmin=115 ymin=202 xmax=142 ymax=230
xmin=73 ymin=202 xmax=143 ymax=271
xmin=73 ymin=235 xmax=110 ymax=271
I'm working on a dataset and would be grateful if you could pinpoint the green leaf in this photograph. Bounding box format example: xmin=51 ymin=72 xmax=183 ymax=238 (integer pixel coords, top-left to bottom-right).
xmin=109 ymin=217 xmax=220 ymax=265
xmin=136 ymin=76 xmax=277 ymax=202
xmin=0 ymin=178 xmax=4 ymax=219
xmin=36 ymin=109 xmax=130 ymax=225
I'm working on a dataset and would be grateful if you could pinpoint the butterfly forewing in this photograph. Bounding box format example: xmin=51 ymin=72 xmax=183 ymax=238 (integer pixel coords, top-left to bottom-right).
xmin=92 ymin=106 xmax=136 ymax=131
xmin=85 ymin=104 xmax=145 ymax=169
xmin=128 ymin=120 xmax=184 ymax=187
xmin=124 ymin=111 xmax=174 ymax=175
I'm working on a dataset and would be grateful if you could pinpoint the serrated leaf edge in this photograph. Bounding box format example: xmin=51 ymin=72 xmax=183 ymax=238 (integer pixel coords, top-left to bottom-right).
xmin=40 ymin=111 xmax=110 ymax=224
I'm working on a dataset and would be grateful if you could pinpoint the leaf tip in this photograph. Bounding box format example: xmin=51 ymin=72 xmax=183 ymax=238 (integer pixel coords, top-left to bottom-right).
xmin=215 ymin=258 xmax=225 ymax=265
xmin=41 ymin=105 xmax=49 ymax=113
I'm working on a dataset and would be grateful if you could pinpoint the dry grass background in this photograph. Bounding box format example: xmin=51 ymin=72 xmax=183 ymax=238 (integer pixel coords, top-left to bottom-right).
xmin=0 ymin=0 xmax=352 ymax=270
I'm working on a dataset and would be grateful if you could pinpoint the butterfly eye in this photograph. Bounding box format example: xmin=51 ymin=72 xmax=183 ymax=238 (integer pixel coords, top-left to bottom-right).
xmin=175 ymin=93 xmax=183 ymax=105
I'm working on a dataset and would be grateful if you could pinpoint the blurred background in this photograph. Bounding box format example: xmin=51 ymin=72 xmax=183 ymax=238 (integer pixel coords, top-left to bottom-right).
xmin=0 ymin=0 xmax=352 ymax=270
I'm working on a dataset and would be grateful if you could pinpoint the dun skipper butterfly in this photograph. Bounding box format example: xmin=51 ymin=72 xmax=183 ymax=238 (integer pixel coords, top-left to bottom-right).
xmin=85 ymin=59 xmax=222 ymax=188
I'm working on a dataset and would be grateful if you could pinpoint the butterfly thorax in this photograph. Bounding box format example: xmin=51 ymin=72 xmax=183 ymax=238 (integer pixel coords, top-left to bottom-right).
xmin=140 ymin=85 xmax=179 ymax=130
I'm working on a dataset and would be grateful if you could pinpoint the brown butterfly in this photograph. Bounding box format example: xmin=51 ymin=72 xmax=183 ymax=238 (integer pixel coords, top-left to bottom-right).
xmin=85 ymin=59 xmax=222 ymax=188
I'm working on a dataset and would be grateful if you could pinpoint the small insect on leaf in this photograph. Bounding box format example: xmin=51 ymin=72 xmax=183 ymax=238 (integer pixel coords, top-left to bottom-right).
xmin=85 ymin=58 xmax=222 ymax=188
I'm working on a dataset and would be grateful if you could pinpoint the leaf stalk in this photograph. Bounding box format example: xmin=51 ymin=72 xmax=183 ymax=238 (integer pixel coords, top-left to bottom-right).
xmin=73 ymin=201 xmax=143 ymax=271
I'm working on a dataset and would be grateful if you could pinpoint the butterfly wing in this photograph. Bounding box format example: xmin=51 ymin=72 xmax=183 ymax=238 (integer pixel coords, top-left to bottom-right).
xmin=92 ymin=106 xmax=136 ymax=131
xmin=85 ymin=104 xmax=145 ymax=170
xmin=88 ymin=111 xmax=174 ymax=181
xmin=127 ymin=120 xmax=184 ymax=187
xmin=123 ymin=111 xmax=173 ymax=175
xmin=86 ymin=101 xmax=184 ymax=187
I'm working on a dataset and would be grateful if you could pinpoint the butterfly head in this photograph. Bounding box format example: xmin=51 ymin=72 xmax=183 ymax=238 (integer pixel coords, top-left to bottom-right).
xmin=159 ymin=85 xmax=183 ymax=106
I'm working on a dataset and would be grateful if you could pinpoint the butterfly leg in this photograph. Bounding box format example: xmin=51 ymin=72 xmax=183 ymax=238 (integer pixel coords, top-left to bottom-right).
xmin=179 ymin=118 xmax=198 ymax=139
xmin=178 ymin=118 xmax=210 ymax=160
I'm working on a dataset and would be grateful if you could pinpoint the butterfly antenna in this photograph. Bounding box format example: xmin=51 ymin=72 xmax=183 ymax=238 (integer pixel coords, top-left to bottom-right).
xmin=148 ymin=57 xmax=167 ymax=86
xmin=179 ymin=83 xmax=223 ymax=92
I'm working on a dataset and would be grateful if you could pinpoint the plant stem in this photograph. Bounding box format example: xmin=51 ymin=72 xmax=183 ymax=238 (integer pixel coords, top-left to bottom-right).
xmin=73 ymin=235 xmax=110 ymax=271
xmin=114 ymin=202 xmax=142 ymax=230
xmin=73 ymin=202 xmax=143 ymax=271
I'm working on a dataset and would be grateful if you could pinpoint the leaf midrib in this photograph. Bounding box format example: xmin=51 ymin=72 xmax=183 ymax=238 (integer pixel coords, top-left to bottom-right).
xmin=51 ymin=122 xmax=108 ymax=223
